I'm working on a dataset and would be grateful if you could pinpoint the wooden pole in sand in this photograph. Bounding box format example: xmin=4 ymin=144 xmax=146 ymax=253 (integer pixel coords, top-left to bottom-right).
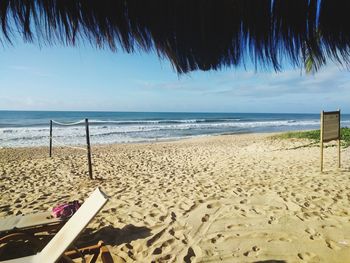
xmin=320 ymin=111 xmax=324 ymax=172
xmin=85 ymin=118 xmax=93 ymax=179
xmin=338 ymin=109 xmax=341 ymax=169
xmin=49 ymin=120 xmax=53 ymax=157
xmin=338 ymin=138 xmax=341 ymax=169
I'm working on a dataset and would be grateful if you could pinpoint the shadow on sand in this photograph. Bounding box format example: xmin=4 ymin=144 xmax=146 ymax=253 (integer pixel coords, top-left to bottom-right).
xmin=254 ymin=260 xmax=286 ymax=263
xmin=0 ymin=224 xmax=151 ymax=260
xmin=80 ymin=224 xmax=152 ymax=246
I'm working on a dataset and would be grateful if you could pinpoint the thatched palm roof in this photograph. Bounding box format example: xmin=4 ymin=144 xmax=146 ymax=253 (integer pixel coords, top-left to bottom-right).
xmin=0 ymin=0 xmax=349 ymax=73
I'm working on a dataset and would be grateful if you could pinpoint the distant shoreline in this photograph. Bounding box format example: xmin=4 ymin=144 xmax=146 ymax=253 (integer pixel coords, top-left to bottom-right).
xmin=1 ymin=111 xmax=349 ymax=148
xmin=0 ymin=130 xmax=301 ymax=150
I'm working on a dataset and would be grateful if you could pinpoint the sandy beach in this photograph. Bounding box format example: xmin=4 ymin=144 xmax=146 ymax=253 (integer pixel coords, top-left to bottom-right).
xmin=1 ymin=133 xmax=350 ymax=262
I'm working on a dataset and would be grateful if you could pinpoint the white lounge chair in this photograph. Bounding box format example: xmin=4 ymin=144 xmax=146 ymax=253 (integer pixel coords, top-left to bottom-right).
xmin=0 ymin=211 xmax=65 ymax=241
xmin=0 ymin=187 xmax=110 ymax=263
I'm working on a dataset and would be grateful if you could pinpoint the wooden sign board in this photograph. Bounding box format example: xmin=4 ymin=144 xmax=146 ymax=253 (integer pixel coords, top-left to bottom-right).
xmin=322 ymin=112 xmax=340 ymax=142
xmin=320 ymin=110 xmax=341 ymax=172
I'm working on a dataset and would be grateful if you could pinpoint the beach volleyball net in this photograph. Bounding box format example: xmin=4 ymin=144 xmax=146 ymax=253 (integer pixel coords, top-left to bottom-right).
xmin=49 ymin=118 xmax=93 ymax=179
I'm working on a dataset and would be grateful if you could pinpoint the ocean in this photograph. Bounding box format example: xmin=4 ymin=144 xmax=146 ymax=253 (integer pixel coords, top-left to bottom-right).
xmin=1 ymin=111 xmax=350 ymax=148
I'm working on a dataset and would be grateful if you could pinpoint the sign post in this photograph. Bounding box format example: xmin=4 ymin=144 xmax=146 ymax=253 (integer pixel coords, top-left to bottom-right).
xmin=320 ymin=110 xmax=341 ymax=172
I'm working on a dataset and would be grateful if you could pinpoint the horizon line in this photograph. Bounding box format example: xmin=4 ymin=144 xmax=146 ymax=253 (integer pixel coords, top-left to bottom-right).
xmin=1 ymin=109 xmax=349 ymax=115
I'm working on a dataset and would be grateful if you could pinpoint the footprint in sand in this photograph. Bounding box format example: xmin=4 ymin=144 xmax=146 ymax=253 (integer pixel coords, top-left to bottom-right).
xmin=183 ymin=247 xmax=196 ymax=263
xmin=268 ymin=216 xmax=277 ymax=224
xmin=152 ymin=247 xmax=162 ymax=255
xmin=309 ymin=232 xmax=322 ymax=240
xmin=243 ymin=246 xmax=261 ymax=257
xmin=201 ymin=214 xmax=210 ymax=222
xmin=171 ymin=212 xmax=177 ymax=221
xmin=305 ymin=228 xmax=316 ymax=235
xmin=152 ymin=239 xmax=175 ymax=256
xmin=321 ymin=224 xmax=337 ymax=229
xmin=210 ymin=233 xmax=224 ymax=244
xmin=159 ymin=215 xmax=167 ymax=222
xmin=239 ymin=199 xmax=247 ymax=204
xmin=305 ymin=228 xmax=322 ymax=240
xmin=168 ymin=228 xmax=175 ymax=236
xmin=326 ymin=239 xmax=342 ymax=250
xmin=298 ymin=252 xmax=319 ymax=261
xmin=206 ymin=202 xmax=220 ymax=209
xmin=276 ymin=237 xmax=292 ymax=242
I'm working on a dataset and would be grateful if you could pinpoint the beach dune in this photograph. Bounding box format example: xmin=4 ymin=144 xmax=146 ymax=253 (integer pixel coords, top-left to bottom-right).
xmin=1 ymin=133 xmax=350 ymax=262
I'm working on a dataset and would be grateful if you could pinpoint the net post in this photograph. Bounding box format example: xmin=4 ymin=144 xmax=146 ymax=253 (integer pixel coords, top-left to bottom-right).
xmin=85 ymin=118 xmax=93 ymax=179
xmin=320 ymin=111 xmax=324 ymax=172
xmin=49 ymin=120 xmax=53 ymax=157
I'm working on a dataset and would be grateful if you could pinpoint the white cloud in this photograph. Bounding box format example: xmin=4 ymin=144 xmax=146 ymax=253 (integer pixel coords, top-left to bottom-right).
xmin=131 ymin=64 xmax=350 ymax=113
xmin=203 ymin=65 xmax=350 ymax=98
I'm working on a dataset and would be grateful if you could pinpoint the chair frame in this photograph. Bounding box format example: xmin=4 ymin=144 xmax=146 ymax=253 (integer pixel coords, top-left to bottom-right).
xmin=0 ymin=187 xmax=113 ymax=263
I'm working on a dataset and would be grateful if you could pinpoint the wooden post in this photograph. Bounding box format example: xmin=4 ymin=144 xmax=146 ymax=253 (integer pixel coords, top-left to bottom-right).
xmin=85 ymin=118 xmax=93 ymax=179
xmin=49 ymin=120 xmax=53 ymax=157
xmin=338 ymin=109 xmax=341 ymax=168
xmin=320 ymin=111 xmax=324 ymax=172
xmin=338 ymin=139 xmax=341 ymax=168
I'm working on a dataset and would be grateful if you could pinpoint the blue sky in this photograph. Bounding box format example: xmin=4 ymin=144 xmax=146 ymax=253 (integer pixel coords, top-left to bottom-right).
xmin=0 ymin=42 xmax=349 ymax=113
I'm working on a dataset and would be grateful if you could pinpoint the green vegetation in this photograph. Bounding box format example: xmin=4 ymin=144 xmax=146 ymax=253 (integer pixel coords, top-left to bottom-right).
xmin=273 ymin=127 xmax=350 ymax=148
